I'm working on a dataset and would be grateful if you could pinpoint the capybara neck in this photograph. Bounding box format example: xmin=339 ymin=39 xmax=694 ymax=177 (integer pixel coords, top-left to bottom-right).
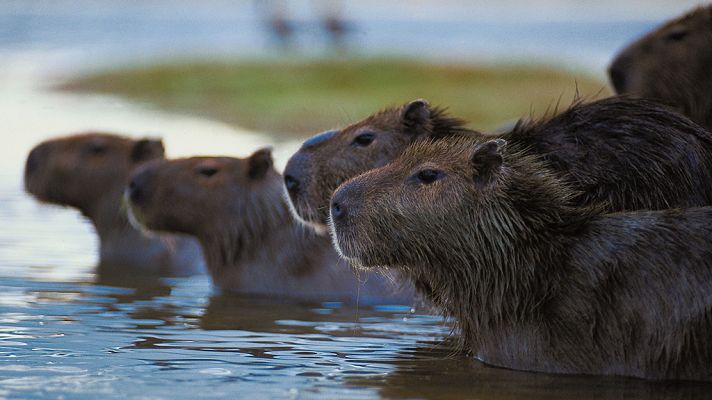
xmin=92 ymin=191 xmax=185 ymax=271
xmin=200 ymin=176 xmax=406 ymax=303
xmin=197 ymin=184 xmax=323 ymax=286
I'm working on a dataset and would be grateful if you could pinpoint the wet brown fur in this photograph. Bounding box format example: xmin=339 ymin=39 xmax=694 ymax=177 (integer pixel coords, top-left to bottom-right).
xmin=609 ymin=5 xmax=712 ymax=132
xmin=24 ymin=132 xmax=204 ymax=275
xmin=330 ymin=136 xmax=712 ymax=381
xmin=126 ymin=150 xmax=414 ymax=304
xmin=284 ymin=96 xmax=712 ymax=232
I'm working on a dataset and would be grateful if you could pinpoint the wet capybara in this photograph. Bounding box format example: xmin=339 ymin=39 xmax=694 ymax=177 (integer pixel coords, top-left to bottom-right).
xmin=284 ymin=96 xmax=712 ymax=233
xmin=125 ymin=149 xmax=414 ymax=304
xmin=609 ymin=5 xmax=712 ymax=132
xmin=24 ymin=132 xmax=205 ymax=275
xmin=329 ymin=137 xmax=712 ymax=381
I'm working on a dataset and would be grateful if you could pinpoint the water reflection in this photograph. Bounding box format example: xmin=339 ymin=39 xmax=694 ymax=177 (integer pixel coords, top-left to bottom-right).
xmin=4 ymin=164 xmax=712 ymax=398
xmin=347 ymin=345 xmax=712 ymax=400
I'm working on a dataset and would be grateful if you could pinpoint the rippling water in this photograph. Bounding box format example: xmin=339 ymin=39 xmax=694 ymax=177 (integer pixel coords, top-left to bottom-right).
xmin=4 ymin=141 xmax=712 ymax=399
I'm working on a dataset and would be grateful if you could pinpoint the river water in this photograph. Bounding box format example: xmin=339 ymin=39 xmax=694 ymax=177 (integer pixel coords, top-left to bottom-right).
xmin=2 ymin=1 xmax=711 ymax=398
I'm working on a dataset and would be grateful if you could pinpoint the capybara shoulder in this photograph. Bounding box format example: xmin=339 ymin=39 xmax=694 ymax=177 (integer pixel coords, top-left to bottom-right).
xmin=24 ymin=132 xmax=204 ymax=275
xmin=609 ymin=5 xmax=712 ymax=132
xmin=330 ymin=136 xmax=712 ymax=381
xmin=508 ymin=96 xmax=712 ymax=210
xmin=127 ymin=149 xmax=414 ymax=304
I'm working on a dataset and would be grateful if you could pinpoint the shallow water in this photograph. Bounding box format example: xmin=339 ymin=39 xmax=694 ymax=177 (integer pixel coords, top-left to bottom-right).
xmin=5 ymin=174 xmax=712 ymax=400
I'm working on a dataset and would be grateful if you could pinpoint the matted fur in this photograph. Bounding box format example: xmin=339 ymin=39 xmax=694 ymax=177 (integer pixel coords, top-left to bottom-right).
xmin=284 ymin=96 xmax=712 ymax=233
xmin=329 ymin=136 xmax=712 ymax=381
xmin=609 ymin=5 xmax=712 ymax=132
xmin=24 ymin=132 xmax=204 ymax=275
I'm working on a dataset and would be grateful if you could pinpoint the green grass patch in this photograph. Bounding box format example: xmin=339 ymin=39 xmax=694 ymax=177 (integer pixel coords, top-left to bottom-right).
xmin=61 ymin=58 xmax=609 ymax=139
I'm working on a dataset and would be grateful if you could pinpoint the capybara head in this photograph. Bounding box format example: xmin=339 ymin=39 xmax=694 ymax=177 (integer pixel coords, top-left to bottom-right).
xmin=609 ymin=6 xmax=712 ymax=129
xmin=329 ymin=137 xmax=575 ymax=272
xmin=283 ymin=99 xmax=474 ymax=233
xmin=24 ymin=133 xmax=165 ymax=216
xmin=127 ymin=148 xmax=281 ymax=239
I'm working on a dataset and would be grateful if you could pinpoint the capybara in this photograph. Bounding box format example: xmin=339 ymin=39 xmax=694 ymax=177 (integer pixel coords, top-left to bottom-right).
xmin=329 ymin=136 xmax=712 ymax=381
xmin=284 ymin=96 xmax=712 ymax=233
xmin=24 ymin=132 xmax=205 ymax=275
xmin=609 ymin=5 xmax=712 ymax=132
xmin=125 ymin=149 xmax=414 ymax=304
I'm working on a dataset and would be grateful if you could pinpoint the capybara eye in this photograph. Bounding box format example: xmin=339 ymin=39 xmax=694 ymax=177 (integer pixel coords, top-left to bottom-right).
xmin=85 ymin=142 xmax=107 ymax=156
xmin=415 ymin=169 xmax=443 ymax=184
xmin=352 ymin=133 xmax=375 ymax=147
xmin=665 ymin=29 xmax=688 ymax=42
xmin=197 ymin=167 xmax=218 ymax=177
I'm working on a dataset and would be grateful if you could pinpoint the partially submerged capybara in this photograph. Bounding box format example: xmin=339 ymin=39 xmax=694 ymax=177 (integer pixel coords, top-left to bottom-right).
xmin=609 ymin=5 xmax=712 ymax=132
xmin=125 ymin=149 xmax=413 ymax=304
xmin=24 ymin=132 xmax=205 ymax=275
xmin=329 ymin=137 xmax=712 ymax=381
xmin=284 ymin=96 xmax=712 ymax=233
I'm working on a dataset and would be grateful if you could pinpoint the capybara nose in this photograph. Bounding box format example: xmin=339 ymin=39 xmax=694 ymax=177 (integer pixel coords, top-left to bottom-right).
xmin=25 ymin=145 xmax=46 ymax=176
xmin=330 ymin=187 xmax=350 ymax=222
xmin=284 ymin=174 xmax=300 ymax=194
xmin=330 ymin=201 xmax=346 ymax=221
xmin=128 ymin=173 xmax=149 ymax=204
xmin=608 ymin=62 xmax=628 ymax=93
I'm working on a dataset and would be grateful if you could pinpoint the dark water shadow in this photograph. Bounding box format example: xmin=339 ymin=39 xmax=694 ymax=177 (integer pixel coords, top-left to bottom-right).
xmin=345 ymin=342 xmax=712 ymax=400
xmin=199 ymin=292 xmax=420 ymax=336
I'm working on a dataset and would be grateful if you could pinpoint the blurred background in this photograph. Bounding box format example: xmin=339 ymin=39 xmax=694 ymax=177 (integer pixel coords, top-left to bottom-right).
xmin=1 ymin=2 xmax=710 ymax=399
xmin=1 ymin=0 xmax=703 ymax=146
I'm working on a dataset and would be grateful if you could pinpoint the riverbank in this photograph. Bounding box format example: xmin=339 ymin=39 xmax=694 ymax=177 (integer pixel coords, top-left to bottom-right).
xmin=61 ymin=58 xmax=609 ymax=138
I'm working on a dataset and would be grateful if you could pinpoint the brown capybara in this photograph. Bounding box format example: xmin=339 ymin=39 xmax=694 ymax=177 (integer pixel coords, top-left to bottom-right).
xmin=329 ymin=136 xmax=712 ymax=381
xmin=609 ymin=5 xmax=712 ymax=133
xmin=24 ymin=132 xmax=205 ymax=275
xmin=125 ymin=149 xmax=414 ymax=304
xmin=283 ymin=96 xmax=712 ymax=233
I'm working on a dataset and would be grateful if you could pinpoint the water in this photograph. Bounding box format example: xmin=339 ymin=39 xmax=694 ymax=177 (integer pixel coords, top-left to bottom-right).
xmin=2 ymin=1 xmax=712 ymax=398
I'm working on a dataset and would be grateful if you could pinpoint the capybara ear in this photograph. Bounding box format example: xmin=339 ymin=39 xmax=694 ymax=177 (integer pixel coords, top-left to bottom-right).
xmin=131 ymin=138 xmax=165 ymax=163
xmin=471 ymin=139 xmax=506 ymax=187
xmin=400 ymin=99 xmax=432 ymax=135
xmin=247 ymin=147 xmax=274 ymax=180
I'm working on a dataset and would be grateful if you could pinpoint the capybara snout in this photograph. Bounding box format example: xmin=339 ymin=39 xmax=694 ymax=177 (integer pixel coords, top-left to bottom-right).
xmin=283 ymin=131 xmax=333 ymax=232
xmin=126 ymin=162 xmax=158 ymax=206
xmin=607 ymin=59 xmax=629 ymax=93
xmin=24 ymin=142 xmax=48 ymax=177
